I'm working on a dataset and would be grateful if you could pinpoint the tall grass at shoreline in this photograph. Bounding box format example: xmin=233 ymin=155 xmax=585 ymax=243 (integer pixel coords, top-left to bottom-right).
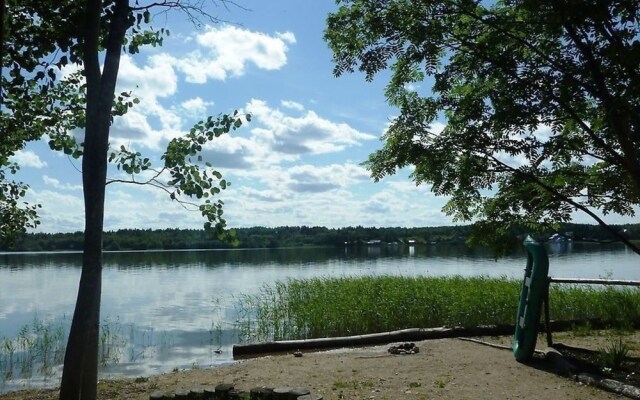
xmin=0 ymin=317 xmax=194 ymax=389
xmin=236 ymin=275 xmax=640 ymax=342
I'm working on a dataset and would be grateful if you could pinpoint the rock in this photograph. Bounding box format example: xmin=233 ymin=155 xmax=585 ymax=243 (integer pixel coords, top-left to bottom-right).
xmin=388 ymin=342 xmax=420 ymax=355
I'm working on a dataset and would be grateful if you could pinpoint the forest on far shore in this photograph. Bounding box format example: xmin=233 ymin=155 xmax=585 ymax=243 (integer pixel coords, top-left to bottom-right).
xmin=2 ymin=223 xmax=639 ymax=252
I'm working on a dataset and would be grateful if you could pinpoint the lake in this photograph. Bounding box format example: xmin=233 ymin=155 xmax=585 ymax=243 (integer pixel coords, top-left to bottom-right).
xmin=0 ymin=242 xmax=638 ymax=391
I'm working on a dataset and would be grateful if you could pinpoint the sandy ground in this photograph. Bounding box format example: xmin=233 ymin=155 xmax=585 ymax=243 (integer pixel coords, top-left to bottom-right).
xmin=1 ymin=332 xmax=636 ymax=400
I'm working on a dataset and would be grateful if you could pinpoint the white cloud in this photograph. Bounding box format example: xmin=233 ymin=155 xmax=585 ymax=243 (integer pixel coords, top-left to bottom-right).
xmin=404 ymin=83 xmax=419 ymax=92
xmin=247 ymin=99 xmax=376 ymax=157
xmin=199 ymin=135 xmax=256 ymax=170
xmin=237 ymin=187 xmax=286 ymax=203
xmin=180 ymin=97 xmax=214 ymax=116
xmin=386 ymin=180 xmax=433 ymax=194
xmin=233 ymin=163 xmax=369 ymax=198
xmin=221 ymin=179 xmax=452 ymax=229
xmin=110 ymin=110 xmax=155 ymax=141
xmin=117 ymin=54 xmax=178 ymax=99
xmin=25 ymin=189 xmax=85 ymax=232
xmin=276 ymin=32 xmax=296 ymax=43
xmin=98 ymin=23 xmax=298 ymax=151
xmin=107 ymin=55 xmax=185 ymax=149
xmin=43 ymin=175 xmax=82 ymax=191
xmin=171 ymin=25 xmax=296 ymax=83
xmin=196 ymin=99 xmax=376 ymax=169
xmin=281 ymin=100 xmax=304 ymax=111
xmin=286 ymin=163 xmax=370 ymax=193
xmin=11 ymin=150 xmax=47 ymax=168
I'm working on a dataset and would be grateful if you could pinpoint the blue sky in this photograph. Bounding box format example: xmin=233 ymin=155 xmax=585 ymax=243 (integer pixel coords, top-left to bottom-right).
xmin=9 ymin=1 xmax=631 ymax=233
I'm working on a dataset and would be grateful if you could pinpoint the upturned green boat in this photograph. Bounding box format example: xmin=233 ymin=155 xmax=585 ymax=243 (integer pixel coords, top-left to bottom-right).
xmin=513 ymin=236 xmax=549 ymax=361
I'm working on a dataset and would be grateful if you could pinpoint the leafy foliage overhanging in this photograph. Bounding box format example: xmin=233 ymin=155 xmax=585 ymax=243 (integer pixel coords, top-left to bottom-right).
xmin=1 ymin=0 xmax=247 ymax=243
xmin=325 ymin=0 xmax=640 ymax=254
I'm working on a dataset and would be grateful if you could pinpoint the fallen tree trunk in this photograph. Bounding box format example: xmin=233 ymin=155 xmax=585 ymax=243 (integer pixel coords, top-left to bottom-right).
xmin=233 ymin=318 xmax=640 ymax=357
xmin=233 ymin=325 xmax=515 ymax=357
xmin=575 ymin=373 xmax=640 ymax=399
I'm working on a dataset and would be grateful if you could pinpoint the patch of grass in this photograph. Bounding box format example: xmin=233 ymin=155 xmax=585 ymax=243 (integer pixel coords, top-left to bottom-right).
xmin=237 ymin=276 xmax=640 ymax=341
xmin=332 ymin=378 xmax=350 ymax=390
xmin=433 ymin=379 xmax=447 ymax=389
xmin=599 ymin=338 xmax=630 ymax=371
xmin=408 ymin=381 xmax=422 ymax=388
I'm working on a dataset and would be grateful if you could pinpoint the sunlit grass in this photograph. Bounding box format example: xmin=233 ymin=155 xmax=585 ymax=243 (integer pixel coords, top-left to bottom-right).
xmin=236 ymin=275 xmax=640 ymax=341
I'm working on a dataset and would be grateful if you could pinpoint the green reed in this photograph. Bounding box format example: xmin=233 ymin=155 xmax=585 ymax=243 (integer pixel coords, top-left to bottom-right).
xmin=0 ymin=318 xmax=67 ymax=382
xmin=236 ymin=275 xmax=640 ymax=341
xmin=1 ymin=311 xmax=228 ymax=389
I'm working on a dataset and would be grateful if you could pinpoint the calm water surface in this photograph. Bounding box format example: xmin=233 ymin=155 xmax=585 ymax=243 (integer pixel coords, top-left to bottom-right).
xmin=0 ymin=243 xmax=638 ymax=391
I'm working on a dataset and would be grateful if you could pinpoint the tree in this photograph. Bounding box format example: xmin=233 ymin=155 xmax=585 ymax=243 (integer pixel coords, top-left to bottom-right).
xmin=325 ymin=0 xmax=640 ymax=254
xmin=2 ymin=1 xmax=246 ymax=399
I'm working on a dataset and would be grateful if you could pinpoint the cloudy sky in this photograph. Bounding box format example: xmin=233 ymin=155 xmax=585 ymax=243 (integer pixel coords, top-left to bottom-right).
xmin=10 ymin=1 xmax=630 ymax=233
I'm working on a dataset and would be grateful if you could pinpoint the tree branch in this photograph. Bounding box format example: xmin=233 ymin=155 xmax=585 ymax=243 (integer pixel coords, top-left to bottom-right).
xmin=487 ymin=154 xmax=640 ymax=256
xmin=131 ymin=0 xmax=248 ymax=26
xmin=443 ymin=27 xmax=628 ymax=171
xmin=105 ymin=177 xmax=203 ymax=211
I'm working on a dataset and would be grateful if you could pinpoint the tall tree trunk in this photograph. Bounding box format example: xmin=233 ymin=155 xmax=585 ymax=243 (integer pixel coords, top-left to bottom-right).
xmin=0 ymin=0 xmax=5 ymax=104
xmin=59 ymin=0 xmax=129 ymax=399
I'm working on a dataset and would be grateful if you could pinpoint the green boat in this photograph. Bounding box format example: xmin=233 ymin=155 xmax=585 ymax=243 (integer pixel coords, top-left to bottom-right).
xmin=513 ymin=237 xmax=549 ymax=361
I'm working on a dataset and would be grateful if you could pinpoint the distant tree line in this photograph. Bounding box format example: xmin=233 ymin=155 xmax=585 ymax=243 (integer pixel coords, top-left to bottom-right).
xmin=2 ymin=223 xmax=640 ymax=252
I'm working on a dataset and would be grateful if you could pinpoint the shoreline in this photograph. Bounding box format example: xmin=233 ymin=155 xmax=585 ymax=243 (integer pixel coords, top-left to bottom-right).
xmin=1 ymin=332 xmax=638 ymax=400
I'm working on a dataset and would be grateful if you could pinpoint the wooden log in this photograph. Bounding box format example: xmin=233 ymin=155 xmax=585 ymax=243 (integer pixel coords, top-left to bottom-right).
xmin=288 ymin=388 xmax=310 ymax=399
xmin=296 ymin=395 xmax=322 ymax=400
xmin=576 ymin=372 xmax=640 ymax=400
xmin=203 ymin=388 xmax=216 ymax=400
xmin=228 ymin=389 xmax=249 ymax=399
xmin=214 ymin=384 xmax=234 ymax=400
xmin=233 ymin=325 xmax=514 ymax=356
xmin=189 ymin=388 xmax=205 ymax=399
xmin=175 ymin=389 xmax=191 ymax=400
xmin=149 ymin=391 xmax=167 ymax=400
xmin=272 ymin=387 xmax=293 ymax=400
xmin=203 ymin=387 xmax=216 ymax=400
xmin=250 ymin=386 xmax=273 ymax=399
xmin=233 ymin=318 xmax=640 ymax=357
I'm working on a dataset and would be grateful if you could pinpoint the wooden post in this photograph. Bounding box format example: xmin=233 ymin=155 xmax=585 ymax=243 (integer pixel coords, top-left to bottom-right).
xmin=150 ymin=391 xmax=170 ymax=400
xmin=229 ymin=389 xmax=250 ymax=399
xmin=544 ymin=277 xmax=553 ymax=347
xmin=214 ymin=384 xmax=234 ymax=400
xmin=175 ymin=389 xmax=191 ymax=400
xmin=272 ymin=387 xmax=293 ymax=400
xmin=288 ymin=388 xmax=310 ymax=399
xmin=250 ymin=386 xmax=274 ymax=399
xmin=203 ymin=388 xmax=216 ymax=400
